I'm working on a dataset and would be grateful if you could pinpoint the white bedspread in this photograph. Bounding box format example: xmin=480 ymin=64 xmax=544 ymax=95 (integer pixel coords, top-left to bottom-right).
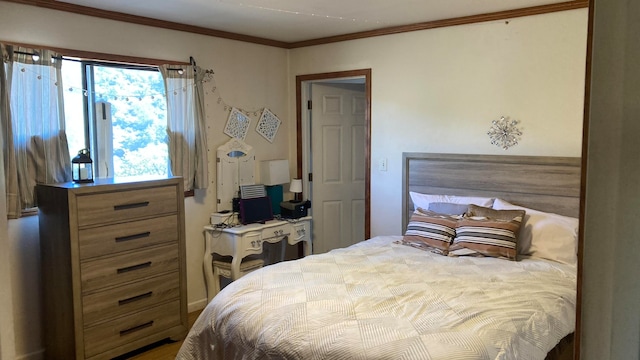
xmin=178 ymin=236 xmax=576 ymax=360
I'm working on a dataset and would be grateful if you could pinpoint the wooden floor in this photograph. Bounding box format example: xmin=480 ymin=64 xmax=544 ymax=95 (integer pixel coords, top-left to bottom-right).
xmin=115 ymin=310 xmax=202 ymax=360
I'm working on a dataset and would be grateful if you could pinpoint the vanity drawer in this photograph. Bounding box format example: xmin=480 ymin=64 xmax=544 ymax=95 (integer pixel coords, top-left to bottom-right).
xmin=84 ymin=300 xmax=181 ymax=358
xmin=82 ymin=272 xmax=180 ymax=326
xmin=290 ymin=221 xmax=310 ymax=243
xmin=79 ymin=215 xmax=178 ymax=260
xmin=81 ymin=243 xmax=179 ymax=293
xmin=261 ymin=223 xmax=291 ymax=241
xmin=76 ymin=186 xmax=178 ymax=227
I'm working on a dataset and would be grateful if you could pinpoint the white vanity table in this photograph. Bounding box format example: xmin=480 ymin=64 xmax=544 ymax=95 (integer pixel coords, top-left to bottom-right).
xmin=206 ymin=138 xmax=311 ymax=300
xmin=203 ymin=216 xmax=312 ymax=301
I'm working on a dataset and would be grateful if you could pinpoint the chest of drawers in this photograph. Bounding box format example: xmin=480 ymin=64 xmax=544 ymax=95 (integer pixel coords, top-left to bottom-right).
xmin=36 ymin=177 xmax=188 ymax=360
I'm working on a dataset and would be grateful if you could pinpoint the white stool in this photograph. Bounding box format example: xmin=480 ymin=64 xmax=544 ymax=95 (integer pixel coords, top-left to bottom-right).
xmin=209 ymin=258 xmax=264 ymax=301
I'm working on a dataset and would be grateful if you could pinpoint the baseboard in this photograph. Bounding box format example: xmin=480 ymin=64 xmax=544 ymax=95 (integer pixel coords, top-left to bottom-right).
xmin=16 ymin=349 xmax=44 ymax=360
xmin=188 ymin=298 xmax=208 ymax=313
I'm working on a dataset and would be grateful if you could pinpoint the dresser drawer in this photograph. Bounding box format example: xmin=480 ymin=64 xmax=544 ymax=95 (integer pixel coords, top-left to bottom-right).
xmin=81 ymin=243 xmax=179 ymax=293
xmin=79 ymin=215 xmax=178 ymax=260
xmin=84 ymin=300 xmax=181 ymax=358
xmin=76 ymin=185 xmax=178 ymax=227
xmin=82 ymin=272 xmax=180 ymax=326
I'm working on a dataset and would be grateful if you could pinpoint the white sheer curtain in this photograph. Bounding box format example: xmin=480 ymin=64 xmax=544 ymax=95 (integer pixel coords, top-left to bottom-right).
xmin=1 ymin=45 xmax=19 ymax=218
xmin=160 ymin=64 xmax=208 ymax=191
xmin=1 ymin=44 xmax=71 ymax=218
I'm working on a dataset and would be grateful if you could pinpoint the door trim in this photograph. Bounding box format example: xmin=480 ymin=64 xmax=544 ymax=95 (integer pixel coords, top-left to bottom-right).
xmin=296 ymin=69 xmax=372 ymax=239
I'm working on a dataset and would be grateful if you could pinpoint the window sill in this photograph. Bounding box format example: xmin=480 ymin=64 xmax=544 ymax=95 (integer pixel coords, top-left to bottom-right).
xmin=20 ymin=208 xmax=38 ymax=217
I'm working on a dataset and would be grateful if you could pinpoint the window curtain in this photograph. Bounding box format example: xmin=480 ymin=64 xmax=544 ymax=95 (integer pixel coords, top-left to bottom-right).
xmin=1 ymin=44 xmax=71 ymax=218
xmin=1 ymin=45 xmax=19 ymax=218
xmin=160 ymin=64 xmax=208 ymax=191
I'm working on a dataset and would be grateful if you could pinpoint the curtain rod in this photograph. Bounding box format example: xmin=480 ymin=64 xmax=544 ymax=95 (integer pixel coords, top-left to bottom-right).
xmin=189 ymin=56 xmax=214 ymax=74
xmin=10 ymin=50 xmax=214 ymax=74
xmin=14 ymin=50 xmax=38 ymax=56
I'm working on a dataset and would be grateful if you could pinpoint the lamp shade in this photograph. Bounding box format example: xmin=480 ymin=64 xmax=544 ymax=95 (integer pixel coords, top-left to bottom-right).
xmin=260 ymin=159 xmax=290 ymax=186
xmin=289 ymin=179 xmax=302 ymax=193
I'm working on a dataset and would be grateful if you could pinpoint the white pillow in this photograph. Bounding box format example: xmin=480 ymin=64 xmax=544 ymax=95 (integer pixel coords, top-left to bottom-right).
xmin=409 ymin=192 xmax=494 ymax=211
xmin=492 ymin=198 xmax=578 ymax=265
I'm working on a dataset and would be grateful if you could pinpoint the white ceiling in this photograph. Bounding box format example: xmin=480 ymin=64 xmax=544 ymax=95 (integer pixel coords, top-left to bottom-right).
xmin=56 ymin=0 xmax=569 ymax=43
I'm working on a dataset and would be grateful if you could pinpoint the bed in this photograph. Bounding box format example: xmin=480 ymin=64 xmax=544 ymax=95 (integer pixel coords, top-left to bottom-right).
xmin=178 ymin=153 xmax=581 ymax=360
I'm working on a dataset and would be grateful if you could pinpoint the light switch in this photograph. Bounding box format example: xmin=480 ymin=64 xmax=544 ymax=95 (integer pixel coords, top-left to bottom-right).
xmin=378 ymin=158 xmax=387 ymax=171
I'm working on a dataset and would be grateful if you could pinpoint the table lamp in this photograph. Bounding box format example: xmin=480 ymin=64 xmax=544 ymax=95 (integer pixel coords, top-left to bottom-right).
xmin=290 ymin=179 xmax=302 ymax=202
xmin=280 ymin=178 xmax=310 ymax=219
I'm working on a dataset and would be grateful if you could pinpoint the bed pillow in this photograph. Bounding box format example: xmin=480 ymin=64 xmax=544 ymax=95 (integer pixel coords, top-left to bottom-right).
xmin=467 ymin=204 xmax=526 ymax=221
xmin=428 ymin=202 xmax=469 ymax=215
xmin=492 ymin=198 xmax=579 ymax=265
xmin=402 ymin=208 xmax=459 ymax=254
xmin=409 ymin=192 xmax=494 ymax=211
xmin=450 ymin=213 xmax=524 ymax=261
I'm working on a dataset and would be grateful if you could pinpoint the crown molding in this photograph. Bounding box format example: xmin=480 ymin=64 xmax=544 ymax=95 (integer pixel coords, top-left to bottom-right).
xmin=287 ymin=1 xmax=589 ymax=48
xmin=2 ymin=0 xmax=289 ymax=48
xmin=2 ymin=0 xmax=588 ymax=49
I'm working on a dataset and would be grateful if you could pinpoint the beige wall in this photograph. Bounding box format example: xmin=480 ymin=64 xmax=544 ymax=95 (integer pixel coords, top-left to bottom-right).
xmin=0 ymin=2 xmax=290 ymax=358
xmin=289 ymin=9 xmax=588 ymax=236
xmin=581 ymin=0 xmax=640 ymax=358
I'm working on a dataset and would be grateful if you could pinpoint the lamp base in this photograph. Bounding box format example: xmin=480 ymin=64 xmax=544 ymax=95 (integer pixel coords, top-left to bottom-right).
xmin=265 ymin=185 xmax=283 ymax=215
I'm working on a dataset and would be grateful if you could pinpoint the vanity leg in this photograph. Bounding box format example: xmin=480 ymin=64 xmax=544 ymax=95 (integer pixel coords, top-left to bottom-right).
xmin=203 ymin=232 xmax=215 ymax=303
xmin=280 ymin=237 xmax=287 ymax=261
xmin=230 ymin=256 xmax=241 ymax=280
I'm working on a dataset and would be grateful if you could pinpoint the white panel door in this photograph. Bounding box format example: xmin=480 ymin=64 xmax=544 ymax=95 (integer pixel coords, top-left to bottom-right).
xmin=311 ymin=82 xmax=366 ymax=254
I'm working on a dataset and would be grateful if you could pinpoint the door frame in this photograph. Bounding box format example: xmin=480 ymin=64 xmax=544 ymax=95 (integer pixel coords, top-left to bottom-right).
xmin=296 ymin=69 xmax=372 ymax=239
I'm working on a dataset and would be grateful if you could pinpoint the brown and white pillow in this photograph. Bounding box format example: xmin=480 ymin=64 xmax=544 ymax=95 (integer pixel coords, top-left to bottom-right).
xmin=450 ymin=211 xmax=524 ymax=261
xmin=402 ymin=208 xmax=459 ymax=254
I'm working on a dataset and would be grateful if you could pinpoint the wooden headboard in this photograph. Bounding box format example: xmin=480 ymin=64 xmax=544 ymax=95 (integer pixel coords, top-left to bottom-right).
xmin=402 ymin=153 xmax=581 ymax=232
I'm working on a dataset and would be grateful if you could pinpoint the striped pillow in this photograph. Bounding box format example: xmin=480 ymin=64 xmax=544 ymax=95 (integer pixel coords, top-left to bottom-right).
xmin=450 ymin=215 xmax=524 ymax=261
xmin=402 ymin=209 xmax=459 ymax=254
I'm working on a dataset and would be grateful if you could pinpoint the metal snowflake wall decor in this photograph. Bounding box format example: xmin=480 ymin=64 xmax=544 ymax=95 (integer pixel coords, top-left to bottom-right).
xmin=224 ymin=107 xmax=251 ymax=140
xmin=487 ymin=116 xmax=523 ymax=150
xmin=256 ymin=108 xmax=281 ymax=143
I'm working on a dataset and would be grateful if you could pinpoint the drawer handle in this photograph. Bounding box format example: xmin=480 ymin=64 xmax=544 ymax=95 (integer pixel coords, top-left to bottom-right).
xmin=113 ymin=201 xmax=150 ymax=211
xmin=119 ymin=321 xmax=154 ymax=337
xmin=118 ymin=291 xmax=153 ymax=306
xmin=115 ymin=231 xmax=151 ymax=243
xmin=117 ymin=261 xmax=152 ymax=274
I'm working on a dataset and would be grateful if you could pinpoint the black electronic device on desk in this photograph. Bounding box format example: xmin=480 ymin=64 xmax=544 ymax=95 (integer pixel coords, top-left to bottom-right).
xmin=239 ymin=196 xmax=274 ymax=224
xmin=280 ymin=200 xmax=311 ymax=219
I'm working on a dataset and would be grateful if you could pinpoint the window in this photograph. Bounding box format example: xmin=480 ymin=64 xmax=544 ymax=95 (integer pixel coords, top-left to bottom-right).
xmin=61 ymin=59 xmax=168 ymax=178
xmin=4 ymin=43 xmax=207 ymax=219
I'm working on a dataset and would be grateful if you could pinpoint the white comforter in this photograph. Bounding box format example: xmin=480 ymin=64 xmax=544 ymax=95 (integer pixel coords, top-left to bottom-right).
xmin=178 ymin=236 xmax=576 ymax=360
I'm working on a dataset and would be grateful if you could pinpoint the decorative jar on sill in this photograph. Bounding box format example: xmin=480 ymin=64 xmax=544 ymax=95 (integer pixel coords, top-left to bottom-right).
xmin=71 ymin=148 xmax=93 ymax=183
